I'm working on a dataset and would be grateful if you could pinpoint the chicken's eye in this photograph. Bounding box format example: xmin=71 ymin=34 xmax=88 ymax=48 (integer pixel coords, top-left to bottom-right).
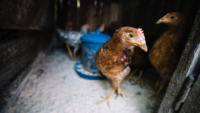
xmin=129 ymin=34 xmax=133 ymax=38
xmin=170 ymin=16 xmax=175 ymax=19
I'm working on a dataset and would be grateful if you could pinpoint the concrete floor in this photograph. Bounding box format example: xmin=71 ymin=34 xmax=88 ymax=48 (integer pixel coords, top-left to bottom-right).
xmin=8 ymin=49 xmax=163 ymax=113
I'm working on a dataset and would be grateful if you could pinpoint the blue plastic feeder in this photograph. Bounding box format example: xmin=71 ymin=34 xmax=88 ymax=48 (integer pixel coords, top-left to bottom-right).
xmin=81 ymin=30 xmax=111 ymax=72
xmin=75 ymin=30 xmax=111 ymax=80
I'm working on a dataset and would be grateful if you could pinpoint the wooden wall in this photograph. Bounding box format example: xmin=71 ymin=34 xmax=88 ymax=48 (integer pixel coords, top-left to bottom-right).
xmin=56 ymin=0 xmax=122 ymax=31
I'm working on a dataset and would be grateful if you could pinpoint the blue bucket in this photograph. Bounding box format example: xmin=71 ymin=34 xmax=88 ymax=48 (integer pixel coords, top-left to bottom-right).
xmin=81 ymin=30 xmax=111 ymax=72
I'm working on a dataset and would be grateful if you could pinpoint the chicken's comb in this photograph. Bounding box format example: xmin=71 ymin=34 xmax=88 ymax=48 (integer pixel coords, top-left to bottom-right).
xmin=138 ymin=28 xmax=144 ymax=33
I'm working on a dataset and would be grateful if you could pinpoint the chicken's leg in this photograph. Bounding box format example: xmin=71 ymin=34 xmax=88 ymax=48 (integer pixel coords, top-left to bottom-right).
xmin=73 ymin=45 xmax=79 ymax=60
xmin=97 ymin=80 xmax=121 ymax=107
xmin=126 ymin=68 xmax=138 ymax=83
xmin=66 ymin=44 xmax=73 ymax=58
xmin=73 ymin=52 xmax=76 ymax=60
xmin=149 ymin=77 xmax=167 ymax=98
xmin=115 ymin=85 xmax=123 ymax=98
xmin=98 ymin=67 xmax=130 ymax=106
xmin=132 ymin=70 xmax=143 ymax=87
xmin=155 ymin=77 xmax=161 ymax=91
xmin=97 ymin=88 xmax=115 ymax=107
xmin=150 ymin=85 xmax=163 ymax=98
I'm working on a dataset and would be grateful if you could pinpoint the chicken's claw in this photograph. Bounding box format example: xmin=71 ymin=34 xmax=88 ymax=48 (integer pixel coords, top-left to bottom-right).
xmin=97 ymin=97 xmax=110 ymax=107
xmin=126 ymin=75 xmax=134 ymax=81
xmin=132 ymin=79 xmax=142 ymax=87
xmin=149 ymin=85 xmax=163 ymax=98
xmin=127 ymin=78 xmax=135 ymax=84
xmin=97 ymin=89 xmax=115 ymax=107
xmin=115 ymin=94 xmax=123 ymax=99
xmin=149 ymin=92 xmax=159 ymax=98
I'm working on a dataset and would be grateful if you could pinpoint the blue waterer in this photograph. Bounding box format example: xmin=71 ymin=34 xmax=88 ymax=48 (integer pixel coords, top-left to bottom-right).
xmin=81 ymin=30 xmax=111 ymax=72
xmin=75 ymin=30 xmax=111 ymax=80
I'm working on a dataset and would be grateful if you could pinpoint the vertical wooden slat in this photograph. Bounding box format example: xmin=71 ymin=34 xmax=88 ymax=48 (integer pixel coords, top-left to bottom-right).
xmin=158 ymin=7 xmax=200 ymax=113
xmin=179 ymin=5 xmax=200 ymax=112
xmin=87 ymin=2 xmax=122 ymax=32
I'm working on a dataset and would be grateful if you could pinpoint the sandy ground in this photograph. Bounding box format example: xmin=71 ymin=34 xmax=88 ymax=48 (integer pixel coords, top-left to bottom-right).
xmin=8 ymin=49 xmax=163 ymax=113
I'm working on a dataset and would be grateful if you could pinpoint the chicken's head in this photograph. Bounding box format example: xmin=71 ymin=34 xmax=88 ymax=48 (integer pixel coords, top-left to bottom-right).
xmin=113 ymin=27 xmax=147 ymax=52
xmin=156 ymin=12 xmax=186 ymax=26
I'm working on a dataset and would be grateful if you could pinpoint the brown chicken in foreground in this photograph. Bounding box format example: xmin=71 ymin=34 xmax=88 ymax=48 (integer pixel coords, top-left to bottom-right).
xmin=95 ymin=27 xmax=148 ymax=105
xmin=149 ymin=12 xmax=186 ymax=97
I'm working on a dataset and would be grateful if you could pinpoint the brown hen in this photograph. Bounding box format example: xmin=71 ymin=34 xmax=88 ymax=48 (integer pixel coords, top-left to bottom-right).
xmin=95 ymin=27 xmax=148 ymax=105
xmin=149 ymin=12 xmax=186 ymax=97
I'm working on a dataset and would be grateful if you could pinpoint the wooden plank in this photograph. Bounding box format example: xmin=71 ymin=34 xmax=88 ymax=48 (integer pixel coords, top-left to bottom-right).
xmin=179 ymin=74 xmax=200 ymax=113
xmin=158 ymin=7 xmax=200 ymax=113
xmin=173 ymin=76 xmax=194 ymax=111
xmin=0 ymin=52 xmax=47 ymax=113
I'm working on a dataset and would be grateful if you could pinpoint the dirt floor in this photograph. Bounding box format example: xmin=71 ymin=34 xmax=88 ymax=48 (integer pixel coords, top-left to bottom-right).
xmin=8 ymin=49 xmax=164 ymax=113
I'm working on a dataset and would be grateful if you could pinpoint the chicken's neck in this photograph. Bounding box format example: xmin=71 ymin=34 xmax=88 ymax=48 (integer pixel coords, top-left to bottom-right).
xmin=168 ymin=24 xmax=185 ymax=34
xmin=164 ymin=25 xmax=185 ymax=46
xmin=105 ymin=38 xmax=127 ymax=56
xmin=168 ymin=24 xmax=185 ymax=31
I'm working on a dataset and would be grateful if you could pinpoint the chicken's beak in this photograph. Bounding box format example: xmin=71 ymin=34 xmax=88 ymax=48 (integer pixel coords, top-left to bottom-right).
xmin=156 ymin=19 xmax=162 ymax=24
xmin=156 ymin=18 xmax=166 ymax=24
xmin=156 ymin=15 xmax=167 ymax=24
xmin=139 ymin=43 xmax=148 ymax=52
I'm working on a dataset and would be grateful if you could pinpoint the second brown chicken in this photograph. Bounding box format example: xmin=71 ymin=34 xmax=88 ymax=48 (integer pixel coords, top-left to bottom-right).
xmin=149 ymin=12 xmax=186 ymax=97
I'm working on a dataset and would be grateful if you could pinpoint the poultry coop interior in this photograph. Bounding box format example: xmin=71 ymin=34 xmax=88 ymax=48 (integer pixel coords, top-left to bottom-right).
xmin=0 ymin=0 xmax=200 ymax=113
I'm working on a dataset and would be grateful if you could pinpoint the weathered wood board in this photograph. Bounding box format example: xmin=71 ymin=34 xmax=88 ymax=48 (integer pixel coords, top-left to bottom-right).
xmin=179 ymin=74 xmax=200 ymax=113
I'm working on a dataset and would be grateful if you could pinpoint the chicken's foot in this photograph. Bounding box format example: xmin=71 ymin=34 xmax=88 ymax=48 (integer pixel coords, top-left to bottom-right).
xmin=97 ymin=88 xmax=115 ymax=107
xmin=132 ymin=70 xmax=143 ymax=87
xmin=149 ymin=85 xmax=163 ymax=98
xmin=66 ymin=44 xmax=73 ymax=58
xmin=126 ymin=68 xmax=138 ymax=83
xmin=115 ymin=85 xmax=123 ymax=99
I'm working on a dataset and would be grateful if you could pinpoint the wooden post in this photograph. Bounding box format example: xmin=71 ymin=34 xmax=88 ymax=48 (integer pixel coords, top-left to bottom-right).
xmin=179 ymin=6 xmax=200 ymax=112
